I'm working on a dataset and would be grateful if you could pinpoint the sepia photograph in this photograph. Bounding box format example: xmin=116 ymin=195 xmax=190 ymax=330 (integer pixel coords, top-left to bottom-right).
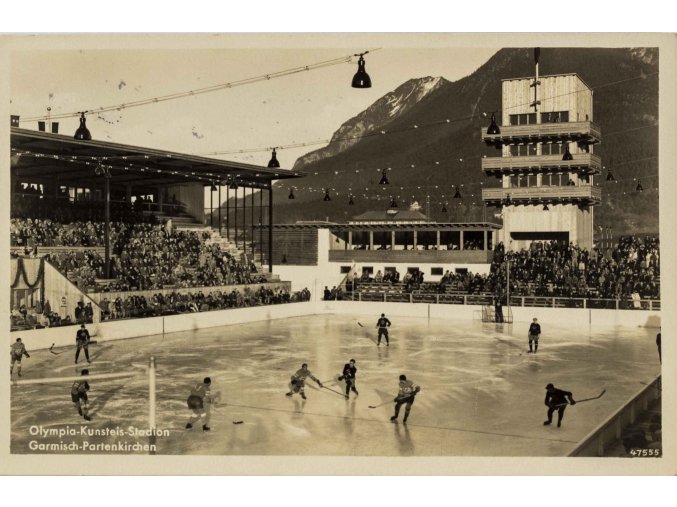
xmin=1 ymin=31 xmax=675 ymax=476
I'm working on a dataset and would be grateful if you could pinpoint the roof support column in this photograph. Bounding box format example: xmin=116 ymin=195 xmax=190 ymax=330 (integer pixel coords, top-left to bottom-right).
xmin=226 ymin=186 xmax=230 ymax=241
xmin=369 ymin=231 xmax=373 ymax=250
xmin=104 ymin=173 xmax=111 ymax=279
xmin=259 ymin=189 xmax=263 ymax=265
xmin=460 ymin=230 xmax=464 ymax=251
xmin=251 ymin=188 xmax=255 ymax=259
xmin=234 ymin=186 xmax=238 ymax=247
xmin=218 ymin=184 xmax=222 ymax=234
xmin=268 ymin=183 xmax=273 ymax=273
xmin=436 ymin=230 xmax=440 ymax=249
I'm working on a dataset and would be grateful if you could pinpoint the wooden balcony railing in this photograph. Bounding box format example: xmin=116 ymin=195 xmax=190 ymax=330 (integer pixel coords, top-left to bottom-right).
xmin=481 ymin=185 xmax=602 ymax=204
xmin=482 ymin=121 xmax=602 ymax=146
xmin=482 ymin=153 xmax=602 ymax=175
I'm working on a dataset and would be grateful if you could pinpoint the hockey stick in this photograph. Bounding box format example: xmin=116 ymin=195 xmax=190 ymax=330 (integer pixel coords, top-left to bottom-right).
xmin=368 ymin=400 xmax=393 ymax=409
xmin=357 ymin=322 xmax=364 ymax=327
xmin=576 ymin=389 xmax=606 ymax=403
xmin=321 ymin=385 xmax=347 ymax=398
xmin=551 ymin=390 xmax=606 ymax=408
xmin=49 ymin=343 xmax=66 ymax=355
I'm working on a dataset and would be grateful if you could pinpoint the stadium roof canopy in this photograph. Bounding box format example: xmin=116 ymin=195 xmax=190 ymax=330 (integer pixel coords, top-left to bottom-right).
xmin=10 ymin=127 xmax=303 ymax=189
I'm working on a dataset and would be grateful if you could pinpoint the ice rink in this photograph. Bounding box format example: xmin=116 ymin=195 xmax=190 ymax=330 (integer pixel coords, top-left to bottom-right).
xmin=10 ymin=313 xmax=661 ymax=456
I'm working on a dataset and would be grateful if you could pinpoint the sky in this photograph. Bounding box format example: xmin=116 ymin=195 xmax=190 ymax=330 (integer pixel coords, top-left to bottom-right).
xmin=10 ymin=39 xmax=498 ymax=168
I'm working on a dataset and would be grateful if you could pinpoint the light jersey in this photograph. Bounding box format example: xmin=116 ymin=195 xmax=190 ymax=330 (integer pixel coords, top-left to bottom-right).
xmin=398 ymin=380 xmax=420 ymax=398
xmin=377 ymin=317 xmax=391 ymax=328
xmin=11 ymin=342 xmax=27 ymax=357
xmin=71 ymin=380 xmax=89 ymax=396
xmin=190 ymin=383 xmax=211 ymax=401
xmin=529 ymin=323 xmax=541 ymax=335
xmin=292 ymin=368 xmax=318 ymax=384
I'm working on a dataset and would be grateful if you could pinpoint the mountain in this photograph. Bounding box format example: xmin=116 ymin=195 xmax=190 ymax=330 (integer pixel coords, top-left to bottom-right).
xmin=293 ymin=76 xmax=448 ymax=169
xmin=271 ymin=48 xmax=660 ymax=236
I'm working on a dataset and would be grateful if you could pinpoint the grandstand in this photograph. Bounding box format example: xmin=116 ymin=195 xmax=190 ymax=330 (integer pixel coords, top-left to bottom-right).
xmin=10 ymin=126 xmax=304 ymax=332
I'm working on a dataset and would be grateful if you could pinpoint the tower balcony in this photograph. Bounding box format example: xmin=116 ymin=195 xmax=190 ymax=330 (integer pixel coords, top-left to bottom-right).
xmin=481 ymin=185 xmax=602 ymax=206
xmin=482 ymin=121 xmax=602 ymax=147
xmin=482 ymin=153 xmax=602 ymax=177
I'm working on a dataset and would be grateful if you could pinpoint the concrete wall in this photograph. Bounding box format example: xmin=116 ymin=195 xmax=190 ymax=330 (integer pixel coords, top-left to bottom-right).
xmin=11 ymin=299 xmax=661 ymax=352
xmin=12 ymin=301 xmax=317 ymax=350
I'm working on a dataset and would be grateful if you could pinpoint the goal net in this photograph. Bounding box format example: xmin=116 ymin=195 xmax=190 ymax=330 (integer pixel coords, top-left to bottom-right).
xmin=10 ymin=357 xmax=158 ymax=455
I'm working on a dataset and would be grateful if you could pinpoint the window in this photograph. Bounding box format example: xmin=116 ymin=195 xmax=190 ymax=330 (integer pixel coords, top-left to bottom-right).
xmin=431 ymin=267 xmax=444 ymax=276
xmin=542 ymin=143 xmax=564 ymax=156
xmin=340 ymin=266 xmax=351 ymax=274
xmin=541 ymin=111 xmax=570 ymax=123
xmin=455 ymin=268 xmax=468 ymax=275
xmin=528 ymin=174 xmax=538 ymax=187
xmin=407 ymin=267 xmax=420 ymax=274
xmin=362 ymin=266 xmax=374 ymax=274
xmin=509 ymin=113 xmax=537 ymax=125
xmin=509 ymin=143 xmax=537 ymax=156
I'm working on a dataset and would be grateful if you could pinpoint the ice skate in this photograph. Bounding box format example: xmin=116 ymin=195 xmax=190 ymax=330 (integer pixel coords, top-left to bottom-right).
xmin=202 ymin=425 xmax=210 ymax=432
xmin=185 ymin=423 xmax=193 ymax=429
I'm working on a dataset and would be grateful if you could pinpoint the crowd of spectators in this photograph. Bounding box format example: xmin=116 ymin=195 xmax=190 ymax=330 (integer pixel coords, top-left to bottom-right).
xmin=349 ymin=236 xmax=660 ymax=301
xmin=35 ymin=223 xmax=267 ymax=292
xmin=11 ymin=218 xmax=125 ymax=248
xmin=487 ymin=236 xmax=660 ymax=299
xmin=12 ymin=192 xmax=151 ymax=225
xmin=97 ymin=286 xmax=310 ymax=320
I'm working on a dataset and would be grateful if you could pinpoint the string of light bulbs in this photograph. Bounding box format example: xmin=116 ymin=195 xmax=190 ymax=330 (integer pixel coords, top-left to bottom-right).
xmin=186 ymin=71 xmax=658 ymax=158
xmin=19 ymin=50 xmax=381 ymax=124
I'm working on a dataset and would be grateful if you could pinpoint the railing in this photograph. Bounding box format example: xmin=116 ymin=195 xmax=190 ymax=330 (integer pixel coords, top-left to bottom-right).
xmin=328 ymin=250 xmax=493 ymax=263
xmin=344 ymin=292 xmax=660 ymax=310
xmin=481 ymin=153 xmax=602 ymax=173
xmin=481 ymin=185 xmax=602 ymax=203
xmin=568 ymin=376 xmax=661 ymax=457
xmin=482 ymin=121 xmax=602 ymax=144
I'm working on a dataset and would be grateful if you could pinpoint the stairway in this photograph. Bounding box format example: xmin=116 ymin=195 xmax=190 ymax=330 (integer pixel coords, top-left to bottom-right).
xmin=175 ymin=224 xmax=279 ymax=282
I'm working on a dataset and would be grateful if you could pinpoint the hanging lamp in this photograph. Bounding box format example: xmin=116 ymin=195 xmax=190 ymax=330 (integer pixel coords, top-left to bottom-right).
xmin=74 ymin=112 xmax=92 ymax=140
xmin=351 ymin=53 xmax=372 ymax=89
xmin=268 ymin=148 xmax=280 ymax=168
xmin=486 ymin=112 xmax=501 ymax=135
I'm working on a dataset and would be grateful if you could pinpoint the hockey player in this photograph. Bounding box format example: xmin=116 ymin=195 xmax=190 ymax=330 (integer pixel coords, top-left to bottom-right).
xmin=376 ymin=313 xmax=392 ymax=346
xmin=338 ymin=359 xmax=359 ymax=399
xmin=10 ymin=338 xmax=30 ymax=377
xmin=286 ymin=363 xmax=323 ymax=400
xmin=71 ymin=369 xmax=91 ymax=421
xmin=75 ymin=324 xmax=91 ymax=364
xmin=543 ymin=383 xmax=576 ymax=428
xmin=528 ymin=318 xmax=541 ymax=353
xmin=186 ymin=377 xmax=215 ymax=431
xmin=390 ymin=374 xmax=421 ymax=424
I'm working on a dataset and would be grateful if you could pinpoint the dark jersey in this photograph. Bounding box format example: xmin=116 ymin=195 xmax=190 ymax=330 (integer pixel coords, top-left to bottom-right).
xmin=71 ymin=380 xmax=90 ymax=397
xmin=377 ymin=317 xmax=391 ymax=329
xmin=529 ymin=323 xmax=541 ymax=336
xmin=342 ymin=363 xmax=357 ymax=381
xmin=545 ymin=388 xmax=573 ymax=406
xmin=11 ymin=342 xmax=29 ymax=359
xmin=76 ymin=329 xmax=91 ymax=343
